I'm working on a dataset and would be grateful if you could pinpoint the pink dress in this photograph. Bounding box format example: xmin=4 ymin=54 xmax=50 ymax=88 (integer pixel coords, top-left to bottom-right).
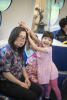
xmin=37 ymin=47 xmax=58 ymax=84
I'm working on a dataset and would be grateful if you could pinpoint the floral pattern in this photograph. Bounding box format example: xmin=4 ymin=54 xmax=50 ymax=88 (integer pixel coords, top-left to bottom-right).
xmin=0 ymin=45 xmax=23 ymax=80
xmin=26 ymin=52 xmax=38 ymax=83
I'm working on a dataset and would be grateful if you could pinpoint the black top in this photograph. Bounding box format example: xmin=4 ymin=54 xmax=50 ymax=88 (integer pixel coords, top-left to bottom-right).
xmin=56 ymin=29 xmax=67 ymax=42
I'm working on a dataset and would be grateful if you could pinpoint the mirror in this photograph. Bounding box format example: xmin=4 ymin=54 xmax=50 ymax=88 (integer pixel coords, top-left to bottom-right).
xmin=0 ymin=0 xmax=12 ymax=12
xmin=0 ymin=0 xmax=12 ymax=26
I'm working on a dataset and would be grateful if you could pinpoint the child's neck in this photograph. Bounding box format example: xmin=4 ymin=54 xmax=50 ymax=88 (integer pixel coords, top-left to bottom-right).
xmin=43 ymin=45 xmax=51 ymax=48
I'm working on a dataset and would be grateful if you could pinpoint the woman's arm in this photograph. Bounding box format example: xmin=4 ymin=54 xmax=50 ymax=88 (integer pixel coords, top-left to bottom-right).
xmin=2 ymin=72 xmax=29 ymax=89
xmin=22 ymin=66 xmax=31 ymax=87
xmin=22 ymin=66 xmax=29 ymax=80
xmin=28 ymin=35 xmax=48 ymax=53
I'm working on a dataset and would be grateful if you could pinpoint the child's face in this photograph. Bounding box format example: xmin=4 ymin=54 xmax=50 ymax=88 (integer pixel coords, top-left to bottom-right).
xmin=41 ymin=37 xmax=52 ymax=47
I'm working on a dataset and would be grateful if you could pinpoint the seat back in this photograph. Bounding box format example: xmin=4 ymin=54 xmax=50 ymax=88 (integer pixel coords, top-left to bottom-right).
xmin=52 ymin=46 xmax=67 ymax=71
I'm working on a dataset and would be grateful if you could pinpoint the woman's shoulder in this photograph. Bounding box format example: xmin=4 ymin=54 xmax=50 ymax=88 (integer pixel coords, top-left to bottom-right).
xmin=0 ymin=44 xmax=12 ymax=56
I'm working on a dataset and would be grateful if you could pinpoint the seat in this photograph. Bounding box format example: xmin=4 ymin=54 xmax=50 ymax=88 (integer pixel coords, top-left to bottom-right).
xmin=53 ymin=29 xmax=60 ymax=39
xmin=52 ymin=45 xmax=67 ymax=71
xmin=52 ymin=45 xmax=67 ymax=88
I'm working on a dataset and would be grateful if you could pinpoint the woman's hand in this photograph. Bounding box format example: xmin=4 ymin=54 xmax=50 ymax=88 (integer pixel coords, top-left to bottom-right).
xmin=22 ymin=67 xmax=31 ymax=88
xmin=20 ymin=82 xmax=29 ymax=89
xmin=2 ymin=72 xmax=30 ymax=89
xmin=25 ymin=78 xmax=31 ymax=88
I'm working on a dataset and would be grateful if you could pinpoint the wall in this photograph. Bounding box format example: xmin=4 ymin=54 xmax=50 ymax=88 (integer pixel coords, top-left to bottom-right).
xmin=60 ymin=0 xmax=67 ymax=18
xmin=0 ymin=0 xmax=67 ymax=40
xmin=0 ymin=0 xmax=35 ymax=40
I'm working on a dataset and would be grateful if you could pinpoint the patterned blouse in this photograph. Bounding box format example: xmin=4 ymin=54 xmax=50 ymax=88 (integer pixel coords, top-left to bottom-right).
xmin=0 ymin=45 xmax=24 ymax=80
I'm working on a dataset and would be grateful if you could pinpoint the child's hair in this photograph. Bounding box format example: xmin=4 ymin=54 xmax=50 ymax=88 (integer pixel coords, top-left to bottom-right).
xmin=42 ymin=31 xmax=54 ymax=41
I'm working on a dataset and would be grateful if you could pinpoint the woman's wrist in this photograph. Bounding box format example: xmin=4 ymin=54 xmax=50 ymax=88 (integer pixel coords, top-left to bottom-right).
xmin=25 ymin=76 xmax=29 ymax=80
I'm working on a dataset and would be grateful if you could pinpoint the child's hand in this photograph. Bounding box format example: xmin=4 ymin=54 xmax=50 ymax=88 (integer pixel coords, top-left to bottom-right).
xmin=19 ymin=21 xmax=30 ymax=31
xmin=19 ymin=21 xmax=31 ymax=35
xmin=19 ymin=21 xmax=26 ymax=27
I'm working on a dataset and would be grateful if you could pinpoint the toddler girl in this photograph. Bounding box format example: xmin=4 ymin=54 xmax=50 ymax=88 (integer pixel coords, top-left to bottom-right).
xmin=28 ymin=31 xmax=62 ymax=100
xmin=25 ymin=40 xmax=38 ymax=83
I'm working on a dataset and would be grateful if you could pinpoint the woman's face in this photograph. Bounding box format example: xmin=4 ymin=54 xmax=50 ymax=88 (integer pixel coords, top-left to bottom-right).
xmin=14 ymin=31 xmax=26 ymax=48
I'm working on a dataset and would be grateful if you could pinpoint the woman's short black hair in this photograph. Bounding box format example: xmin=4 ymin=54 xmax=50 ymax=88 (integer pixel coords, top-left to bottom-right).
xmin=59 ymin=17 xmax=67 ymax=28
xmin=8 ymin=26 xmax=28 ymax=54
xmin=42 ymin=31 xmax=54 ymax=40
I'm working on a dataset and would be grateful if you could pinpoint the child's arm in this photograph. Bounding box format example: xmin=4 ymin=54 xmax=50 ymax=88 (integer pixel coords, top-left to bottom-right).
xmin=19 ymin=21 xmax=41 ymax=44
xmin=29 ymin=30 xmax=41 ymax=44
xmin=28 ymin=35 xmax=48 ymax=53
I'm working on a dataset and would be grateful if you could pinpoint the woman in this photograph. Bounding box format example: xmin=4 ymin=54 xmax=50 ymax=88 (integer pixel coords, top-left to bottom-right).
xmin=0 ymin=26 xmax=42 ymax=100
